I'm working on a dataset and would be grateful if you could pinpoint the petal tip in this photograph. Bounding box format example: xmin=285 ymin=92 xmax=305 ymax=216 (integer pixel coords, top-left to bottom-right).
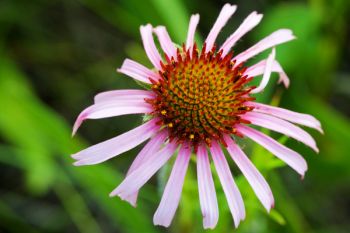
xmin=128 ymin=201 xmax=137 ymax=208
xmin=223 ymin=3 xmax=237 ymax=11
xmin=264 ymin=198 xmax=275 ymax=213
xmin=153 ymin=218 xmax=170 ymax=228
xmin=123 ymin=195 xmax=138 ymax=207
xmin=109 ymin=189 xmax=118 ymax=197
xmin=202 ymin=212 xmax=218 ymax=229
xmin=318 ymin=126 xmax=324 ymax=134
xmin=72 ymin=121 xmax=82 ymax=136
xmin=140 ymin=24 xmax=152 ymax=30
xmin=72 ymin=109 xmax=91 ymax=135
xmin=203 ymin=224 xmax=216 ymax=230
xmin=71 ymin=130 xmax=76 ymax=137
xmin=233 ymin=219 xmax=241 ymax=228
xmin=73 ymin=160 xmax=84 ymax=166
xmin=300 ymin=168 xmax=308 ymax=180
xmin=313 ymin=145 xmax=320 ymax=153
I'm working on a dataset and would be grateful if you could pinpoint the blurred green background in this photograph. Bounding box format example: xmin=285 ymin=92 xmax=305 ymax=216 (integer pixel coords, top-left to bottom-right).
xmin=0 ymin=0 xmax=349 ymax=232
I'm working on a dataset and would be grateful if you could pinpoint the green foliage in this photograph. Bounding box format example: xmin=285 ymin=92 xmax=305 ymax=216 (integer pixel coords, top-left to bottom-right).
xmin=0 ymin=0 xmax=349 ymax=232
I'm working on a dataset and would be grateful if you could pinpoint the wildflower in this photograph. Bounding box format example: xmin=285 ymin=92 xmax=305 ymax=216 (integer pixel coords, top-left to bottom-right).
xmin=72 ymin=3 xmax=323 ymax=229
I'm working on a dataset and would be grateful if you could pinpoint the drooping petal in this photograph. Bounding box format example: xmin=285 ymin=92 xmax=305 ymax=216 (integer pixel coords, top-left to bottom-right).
xmin=140 ymin=24 xmax=163 ymax=70
xmin=210 ymin=140 xmax=245 ymax=227
xmin=117 ymin=59 xmax=161 ymax=83
xmin=251 ymin=48 xmax=275 ymax=94
xmin=245 ymin=59 xmax=290 ymax=88
xmin=197 ymin=144 xmax=219 ymax=229
xmin=110 ymin=141 xmax=178 ymax=199
xmin=224 ymin=134 xmax=274 ymax=211
xmin=126 ymin=130 xmax=168 ymax=176
xmin=124 ymin=130 xmax=168 ymax=206
xmin=246 ymin=102 xmax=323 ymax=133
xmin=153 ymin=143 xmax=191 ymax=227
xmin=233 ymin=29 xmax=295 ymax=66
xmin=186 ymin=14 xmax=200 ymax=54
xmin=237 ymin=125 xmax=307 ymax=177
xmin=72 ymin=101 xmax=152 ymax=136
xmin=243 ymin=111 xmax=319 ymax=152
xmin=94 ymin=89 xmax=155 ymax=104
xmin=220 ymin=11 xmax=263 ymax=57
xmin=205 ymin=4 xmax=237 ymax=52
xmin=154 ymin=26 xmax=177 ymax=59
xmin=73 ymin=90 xmax=154 ymax=135
xmin=71 ymin=118 xmax=160 ymax=165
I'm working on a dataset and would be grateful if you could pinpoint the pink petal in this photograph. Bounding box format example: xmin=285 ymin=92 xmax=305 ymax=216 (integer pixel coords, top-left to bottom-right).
xmin=220 ymin=11 xmax=263 ymax=57
xmin=246 ymin=102 xmax=323 ymax=133
xmin=71 ymin=118 xmax=160 ymax=165
xmin=237 ymin=125 xmax=307 ymax=177
xmin=154 ymin=26 xmax=177 ymax=59
xmin=223 ymin=134 xmax=274 ymax=211
xmin=210 ymin=140 xmax=245 ymax=227
xmin=72 ymin=101 xmax=152 ymax=136
xmin=73 ymin=90 xmax=153 ymax=135
xmin=109 ymin=141 xmax=178 ymax=199
xmin=94 ymin=89 xmax=155 ymax=104
xmin=233 ymin=29 xmax=295 ymax=66
xmin=140 ymin=24 xmax=163 ymax=71
xmin=153 ymin=143 xmax=191 ymax=227
xmin=251 ymin=48 xmax=275 ymax=94
xmin=277 ymin=72 xmax=290 ymax=87
xmin=205 ymin=4 xmax=237 ymax=52
xmin=243 ymin=111 xmax=319 ymax=152
xmin=245 ymin=59 xmax=290 ymax=88
xmin=117 ymin=59 xmax=161 ymax=83
xmin=186 ymin=14 xmax=200 ymax=56
xmin=124 ymin=130 xmax=168 ymax=206
xmin=197 ymin=144 xmax=219 ymax=229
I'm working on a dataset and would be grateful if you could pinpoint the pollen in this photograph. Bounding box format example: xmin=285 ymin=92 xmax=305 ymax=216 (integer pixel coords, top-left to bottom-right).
xmin=148 ymin=43 xmax=254 ymax=148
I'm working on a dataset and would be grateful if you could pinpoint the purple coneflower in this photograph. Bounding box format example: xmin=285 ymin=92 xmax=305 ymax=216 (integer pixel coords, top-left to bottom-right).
xmin=72 ymin=3 xmax=322 ymax=229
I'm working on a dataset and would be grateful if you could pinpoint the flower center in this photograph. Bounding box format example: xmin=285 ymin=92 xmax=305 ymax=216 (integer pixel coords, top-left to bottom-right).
xmin=148 ymin=44 xmax=254 ymax=148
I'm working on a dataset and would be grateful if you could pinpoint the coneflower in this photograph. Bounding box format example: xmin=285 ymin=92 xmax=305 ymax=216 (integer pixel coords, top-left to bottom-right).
xmin=72 ymin=3 xmax=322 ymax=229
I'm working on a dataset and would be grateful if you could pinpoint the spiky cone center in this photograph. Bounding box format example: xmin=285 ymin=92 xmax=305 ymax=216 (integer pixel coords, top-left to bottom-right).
xmin=147 ymin=43 xmax=254 ymax=149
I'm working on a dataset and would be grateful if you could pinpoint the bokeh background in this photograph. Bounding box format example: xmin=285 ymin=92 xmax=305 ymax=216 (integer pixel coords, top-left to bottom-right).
xmin=1 ymin=0 xmax=349 ymax=232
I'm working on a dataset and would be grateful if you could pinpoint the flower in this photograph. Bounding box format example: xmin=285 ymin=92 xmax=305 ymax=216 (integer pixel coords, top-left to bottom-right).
xmin=72 ymin=3 xmax=323 ymax=229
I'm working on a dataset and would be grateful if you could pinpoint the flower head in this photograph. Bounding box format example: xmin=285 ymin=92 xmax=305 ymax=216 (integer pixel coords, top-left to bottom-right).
xmin=72 ymin=3 xmax=322 ymax=229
